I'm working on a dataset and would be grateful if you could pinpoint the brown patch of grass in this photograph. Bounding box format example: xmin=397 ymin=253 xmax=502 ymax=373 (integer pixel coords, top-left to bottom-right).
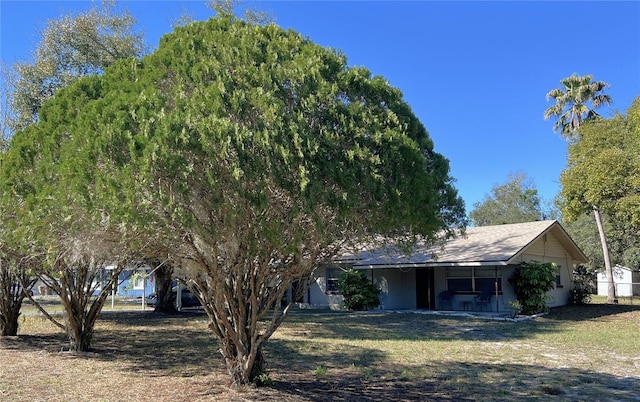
xmin=2 ymin=305 xmax=639 ymax=401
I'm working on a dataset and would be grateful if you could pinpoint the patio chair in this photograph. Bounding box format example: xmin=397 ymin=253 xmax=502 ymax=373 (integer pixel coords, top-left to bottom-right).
xmin=474 ymin=291 xmax=493 ymax=311
xmin=438 ymin=290 xmax=455 ymax=310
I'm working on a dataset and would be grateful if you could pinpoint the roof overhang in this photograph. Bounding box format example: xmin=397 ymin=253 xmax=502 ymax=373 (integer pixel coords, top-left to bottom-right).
xmin=333 ymin=220 xmax=589 ymax=269
xmin=353 ymin=260 xmax=512 ymax=269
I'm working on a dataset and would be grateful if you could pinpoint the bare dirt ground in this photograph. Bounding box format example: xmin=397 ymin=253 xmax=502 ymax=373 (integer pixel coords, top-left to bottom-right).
xmin=1 ymin=304 xmax=639 ymax=401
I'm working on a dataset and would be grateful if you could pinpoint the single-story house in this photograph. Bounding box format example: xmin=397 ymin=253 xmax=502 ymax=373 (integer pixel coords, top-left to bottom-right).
xmin=597 ymin=265 xmax=640 ymax=297
xmin=296 ymin=220 xmax=588 ymax=312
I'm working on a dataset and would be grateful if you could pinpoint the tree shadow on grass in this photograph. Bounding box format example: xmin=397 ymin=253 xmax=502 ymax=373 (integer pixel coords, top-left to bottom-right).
xmin=91 ymin=311 xmax=219 ymax=377
xmin=4 ymin=309 xmax=559 ymax=375
xmin=265 ymin=338 xmax=386 ymax=372
xmin=545 ymin=304 xmax=640 ymax=321
xmin=281 ymin=311 xmax=557 ymax=343
xmin=3 ymin=311 xmax=219 ymax=378
xmin=268 ymin=360 xmax=639 ymax=402
xmin=0 ymin=332 xmax=68 ymax=352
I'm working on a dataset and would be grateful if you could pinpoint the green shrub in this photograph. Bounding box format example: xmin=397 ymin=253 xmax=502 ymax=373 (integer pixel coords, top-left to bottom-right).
xmin=508 ymin=261 xmax=556 ymax=315
xmin=337 ymin=269 xmax=381 ymax=311
xmin=313 ymin=365 xmax=328 ymax=377
xmin=255 ymin=372 xmax=274 ymax=387
xmin=570 ymin=286 xmax=592 ymax=305
xmin=570 ymin=265 xmax=595 ymax=305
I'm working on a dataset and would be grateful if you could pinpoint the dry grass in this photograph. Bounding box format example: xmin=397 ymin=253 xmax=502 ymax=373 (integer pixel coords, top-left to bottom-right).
xmin=1 ymin=304 xmax=639 ymax=401
xmin=19 ymin=296 xmax=151 ymax=315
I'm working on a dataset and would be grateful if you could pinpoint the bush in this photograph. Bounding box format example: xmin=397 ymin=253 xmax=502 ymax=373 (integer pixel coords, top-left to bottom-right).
xmin=337 ymin=269 xmax=381 ymax=311
xmin=508 ymin=261 xmax=556 ymax=315
xmin=571 ymin=265 xmax=595 ymax=305
xmin=570 ymin=286 xmax=592 ymax=305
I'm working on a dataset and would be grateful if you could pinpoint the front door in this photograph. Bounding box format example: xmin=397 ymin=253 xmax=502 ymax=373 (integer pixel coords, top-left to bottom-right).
xmin=416 ymin=268 xmax=435 ymax=309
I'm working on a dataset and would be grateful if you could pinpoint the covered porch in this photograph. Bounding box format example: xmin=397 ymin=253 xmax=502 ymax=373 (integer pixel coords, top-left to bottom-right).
xmin=350 ymin=265 xmax=515 ymax=313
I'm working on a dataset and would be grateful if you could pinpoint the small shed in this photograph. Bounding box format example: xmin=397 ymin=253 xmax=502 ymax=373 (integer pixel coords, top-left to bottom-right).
xmin=597 ymin=265 xmax=640 ymax=297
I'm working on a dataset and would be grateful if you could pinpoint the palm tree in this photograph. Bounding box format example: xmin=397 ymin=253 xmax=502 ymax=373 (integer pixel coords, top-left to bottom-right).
xmin=544 ymin=74 xmax=612 ymax=138
xmin=545 ymin=74 xmax=617 ymax=304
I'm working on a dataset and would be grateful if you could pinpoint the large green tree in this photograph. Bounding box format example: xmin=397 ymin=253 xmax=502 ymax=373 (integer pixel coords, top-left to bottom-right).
xmin=469 ymin=173 xmax=548 ymax=226
xmin=8 ymin=0 xmax=143 ymax=132
xmin=544 ymin=74 xmax=617 ymax=303
xmin=2 ymin=1 xmax=188 ymax=314
xmin=0 ymin=1 xmax=151 ymax=346
xmin=1 ymin=105 xmax=133 ymax=350
xmin=560 ymin=97 xmax=640 ymax=272
xmin=3 ymin=16 xmax=466 ymax=384
xmin=563 ymin=213 xmax=615 ymax=273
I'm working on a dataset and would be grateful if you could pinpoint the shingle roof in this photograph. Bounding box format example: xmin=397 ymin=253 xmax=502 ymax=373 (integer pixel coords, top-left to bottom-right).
xmin=343 ymin=220 xmax=588 ymax=268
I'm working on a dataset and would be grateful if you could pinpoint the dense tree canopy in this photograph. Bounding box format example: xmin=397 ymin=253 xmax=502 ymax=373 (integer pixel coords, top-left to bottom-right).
xmin=469 ymin=173 xmax=546 ymax=226
xmin=561 ymin=98 xmax=640 ymax=228
xmin=2 ymin=16 xmax=466 ymax=384
xmin=560 ymin=97 xmax=640 ymax=270
xmin=563 ymin=212 xmax=637 ymax=272
xmin=8 ymin=0 xmax=143 ymax=132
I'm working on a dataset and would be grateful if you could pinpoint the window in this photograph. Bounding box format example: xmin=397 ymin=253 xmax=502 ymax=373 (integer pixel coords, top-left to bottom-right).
xmin=556 ymin=265 xmax=563 ymax=288
xmin=447 ymin=278 xmax=473 ymax=292
xmin=325 ymin=267 xmax=342 ymax=294
xmin=446 ymin=267 xmax=502 ymax=293
xmin=133 ymin=274 xmax=145 ymax=290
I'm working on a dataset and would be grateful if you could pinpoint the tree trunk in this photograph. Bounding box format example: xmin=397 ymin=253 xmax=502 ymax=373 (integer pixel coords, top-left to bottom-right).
xmin=64 ymin=309 xmax=94 ymax=352
xmin=0 ymin=307 xmax=21 ymax=336
xmin=68 ymin=324 xmax=93 ymax=352
xmin=220 ymin=340 xmax=265 ymax=386
xmin=153 ymin=263 xmax=176 ymax=314
xmin=593 ymin=206 xmax=617 ymax=303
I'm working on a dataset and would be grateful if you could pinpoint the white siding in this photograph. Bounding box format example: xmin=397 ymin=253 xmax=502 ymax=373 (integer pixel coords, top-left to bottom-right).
xmin=513 ymin=232 xmax=575 ymax=307
xmin=306 ymin=267 xmax=418 ymax=310
xmin=501 ymin=265 xmax=518 ymax=308
xmin=523 ymin=232 xmax=568 ymax=259
xmin=597 ymin=266 xmax=640 ymax=297
xmin=307 ymin=267 xmax=343 ymax=309
xmin=372 ymin=268 xmax=416 ymax=309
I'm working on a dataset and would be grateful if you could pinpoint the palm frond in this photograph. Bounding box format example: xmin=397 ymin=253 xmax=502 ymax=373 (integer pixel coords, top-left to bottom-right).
xmin=545 ymin=88 xmax=564 ymax=100
xmin=544 ymin=74 xmax=611 ymax=137
xmin=592 ymin=94 xmax=612 ymax=108
xmin=544 ymin=104 xmax=564 ymax=120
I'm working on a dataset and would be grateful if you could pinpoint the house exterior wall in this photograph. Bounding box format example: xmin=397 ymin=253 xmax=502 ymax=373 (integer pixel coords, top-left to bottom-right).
xmin=512 ymin=232 xmax=575 ymax=307
xmin=501 ymin=265 xmax=517 ymax=306
xmin=307 ymin=267 xmax=418 ymax=310
xmin=306 ymin=267 xmax=344 ymax=309
xmin=117 ymin=270 xmax=156 ymax=298
xmin=372 ymin=268 xmax=416 ymax=309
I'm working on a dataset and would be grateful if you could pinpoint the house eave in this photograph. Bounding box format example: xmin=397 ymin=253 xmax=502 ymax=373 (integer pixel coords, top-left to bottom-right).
xmin=353 ymin=260 xmax=511 ymax=269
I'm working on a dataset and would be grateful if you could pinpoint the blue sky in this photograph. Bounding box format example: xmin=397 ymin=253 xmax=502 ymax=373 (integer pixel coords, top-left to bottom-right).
xmin=2 ymin=1 xmax=639 ymax=215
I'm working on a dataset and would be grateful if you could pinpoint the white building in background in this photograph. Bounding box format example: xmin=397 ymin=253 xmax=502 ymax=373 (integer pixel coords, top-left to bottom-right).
xmin=597 ymin=265 xmax=640 ymax=297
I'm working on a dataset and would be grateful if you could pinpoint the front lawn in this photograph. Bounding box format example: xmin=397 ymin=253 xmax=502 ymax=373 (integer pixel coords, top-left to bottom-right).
xmin=1 ymin=304 xmax=638 ymax=401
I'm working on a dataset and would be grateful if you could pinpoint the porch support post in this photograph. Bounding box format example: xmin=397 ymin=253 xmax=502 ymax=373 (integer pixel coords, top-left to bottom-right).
xmin=495 ymin=266 xmax=499 ymax=312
